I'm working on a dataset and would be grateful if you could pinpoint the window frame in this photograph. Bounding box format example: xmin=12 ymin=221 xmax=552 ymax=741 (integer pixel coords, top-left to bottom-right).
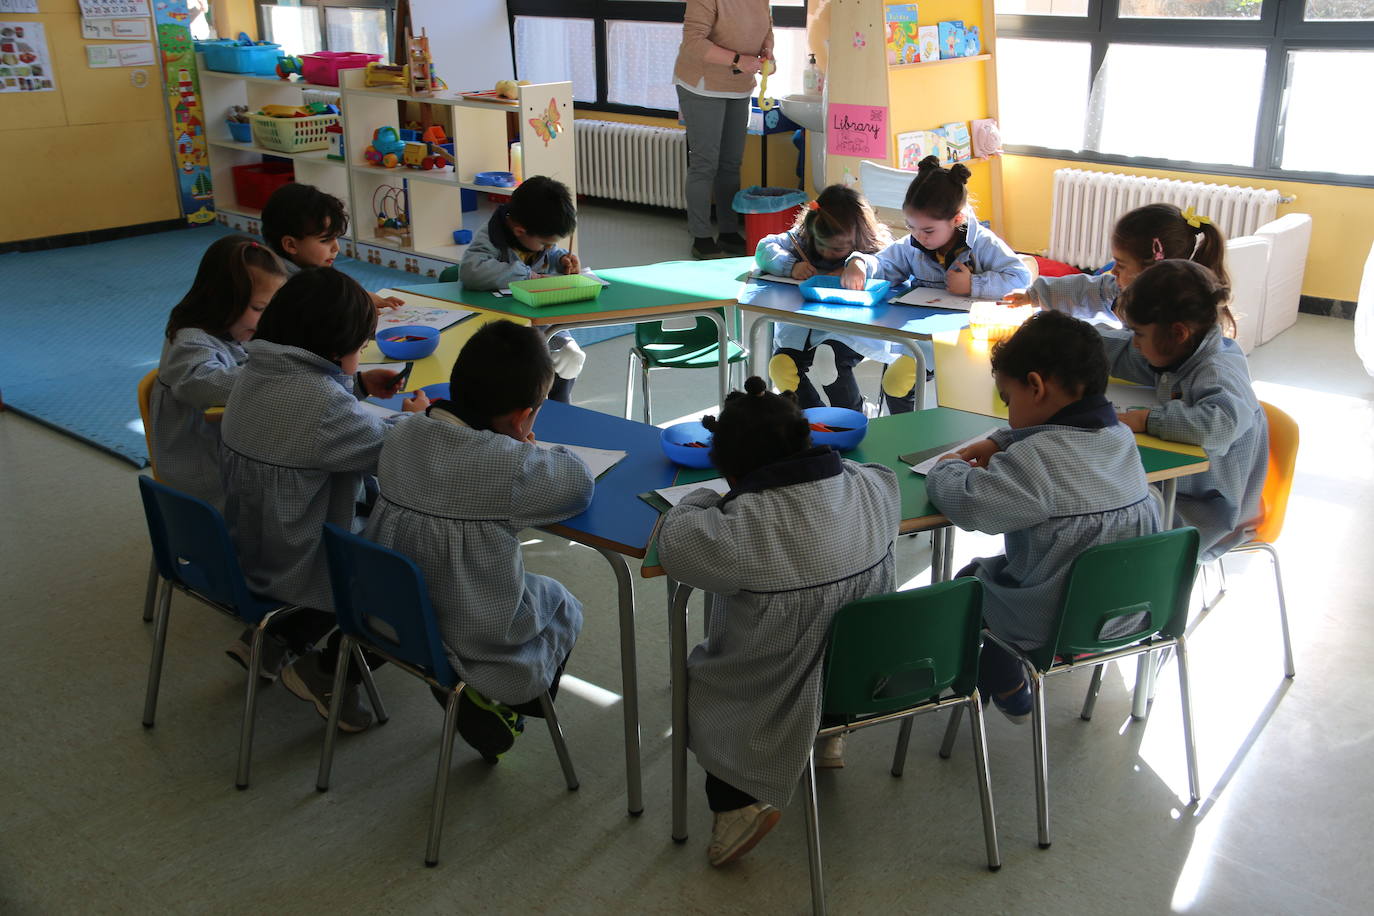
xmin=507 ymin=1 xmax=808 ymax=119
xmin=254 ymin=0 xmax=397 ymax=55
xmin=998 ymin=0 xmax=1374 ymax=188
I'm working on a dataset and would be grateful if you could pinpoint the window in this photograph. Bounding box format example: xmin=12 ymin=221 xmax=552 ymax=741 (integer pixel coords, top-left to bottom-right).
xmin=507 ymin=2 xmax=809 ymax=117
xmin=996 ymin=0 xmax=1374 ymax=184
xmin=257 ymin=2 xmax=394 ymax=58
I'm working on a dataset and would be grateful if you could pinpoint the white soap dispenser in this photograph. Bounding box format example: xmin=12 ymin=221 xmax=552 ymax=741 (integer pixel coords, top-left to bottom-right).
xmin=803 ymin=53 xmax=822 ymax=97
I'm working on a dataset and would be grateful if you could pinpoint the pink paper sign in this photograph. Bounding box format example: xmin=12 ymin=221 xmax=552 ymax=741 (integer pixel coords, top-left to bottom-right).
xmin=826 ymin=103 xmax=889 ymax=158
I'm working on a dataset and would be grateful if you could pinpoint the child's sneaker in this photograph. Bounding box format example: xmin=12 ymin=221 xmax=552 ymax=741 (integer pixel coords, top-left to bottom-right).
xmin=225 ymin=628 xmax=293 ymax=682
xmin=456 ymin=685 xmax=524 ymax=762
xmin=281 ymin=651 xmax=374 ymax=732
xmin=708 ymin=802 xmax=781 ymax=867
xmin=815 ymin=735 xmax=846 ymax=769
xmin=990 ymin=681 xmax=1033 ymax=724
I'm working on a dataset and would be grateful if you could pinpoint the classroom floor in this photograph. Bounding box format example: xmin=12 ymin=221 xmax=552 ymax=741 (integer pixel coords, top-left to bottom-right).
xmin=3 ymin=205 xmax=1372 ymax=915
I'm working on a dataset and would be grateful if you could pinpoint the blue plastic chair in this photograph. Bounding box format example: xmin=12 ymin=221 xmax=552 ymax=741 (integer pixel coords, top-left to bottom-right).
xmin=318 ymin=523 xmax=579 ymax=867
xmin=138 ymin=476 xmax=305 ymax=789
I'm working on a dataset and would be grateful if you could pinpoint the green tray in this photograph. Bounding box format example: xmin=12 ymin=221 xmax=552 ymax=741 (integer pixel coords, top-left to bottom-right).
xmin=509 ymin=274 xmax=603 ymax=307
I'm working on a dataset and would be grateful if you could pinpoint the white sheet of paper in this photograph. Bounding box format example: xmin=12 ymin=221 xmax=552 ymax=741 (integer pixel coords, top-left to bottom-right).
xmin=749 ymin=269 xmax=803 ymax=286
xmin=375 ymin=302 xmax=472 ymax=332
xmin=357 ymin=400 xmax=401 ymax=420
xmin=893 ymin=287 xmax=976 ymax=311
xmin=1106 ymin=381 xmax=1162 ymax=412
xmin=580 ymin=269 xmax=610 ymax=287
xmin=358 ymin=361 xmax=408 ymax=374
xmin=536 ymin=441 xmax=626 ymax=480
xmin=655 ymin=478 xmax=731 ymax=507
xmin=909 ymin=428 xmax=1001 ymax=476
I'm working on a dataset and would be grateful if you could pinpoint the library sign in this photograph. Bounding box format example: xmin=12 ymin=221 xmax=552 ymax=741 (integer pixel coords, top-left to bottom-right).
xmin=827 ymin=104 xmax=888 ymax=159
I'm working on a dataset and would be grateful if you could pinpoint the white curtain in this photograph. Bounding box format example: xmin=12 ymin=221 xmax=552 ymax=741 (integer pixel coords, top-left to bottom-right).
xmin=514 ymin=17 xmax=597 ymax=103
xmin=606 ymin=20 xmax=682 ymax=111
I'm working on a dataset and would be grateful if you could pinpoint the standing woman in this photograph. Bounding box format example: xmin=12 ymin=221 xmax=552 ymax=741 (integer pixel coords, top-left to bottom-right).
xmin=673 ymin=0 xmax=774 ymax=260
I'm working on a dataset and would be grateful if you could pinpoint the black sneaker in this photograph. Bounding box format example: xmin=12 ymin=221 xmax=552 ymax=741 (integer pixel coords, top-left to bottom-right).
xmin=717 ymin=232 xmax=747 ymax=255
xmin=456 ymin=685 xmax=525 ymax=763
xmin=225 ymin=628 xmax=294 ymax=682
xmin=691 ymin=237 xmax=726 ymax=260
xmin=281 ymin=651 xmax=374 ymax=732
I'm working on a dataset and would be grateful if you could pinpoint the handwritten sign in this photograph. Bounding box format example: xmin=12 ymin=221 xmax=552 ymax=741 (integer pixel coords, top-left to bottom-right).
xmin=826 ymin=103 xmax=888 ymax=159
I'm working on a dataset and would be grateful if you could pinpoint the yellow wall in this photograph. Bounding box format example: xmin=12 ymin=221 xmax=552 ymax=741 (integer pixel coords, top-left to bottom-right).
xmin=1002 ymin=155 xmax=1372 ymax=302
xmin=0 ymin=4 xmax=177 ymax=243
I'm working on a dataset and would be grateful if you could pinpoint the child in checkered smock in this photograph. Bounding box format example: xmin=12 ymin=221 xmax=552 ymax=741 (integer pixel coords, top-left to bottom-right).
xmin=150 ymin=235 xmax=286 ymax=509
xmin=659 ymin=376 xmax=900 ymax=867
xmin=926 ymin=311 xmax=1159 ymax=722
xmin=221 ymin=268 xmax=428 ymax=732
xmin=364 ymin=321 xmax=594 ymax=762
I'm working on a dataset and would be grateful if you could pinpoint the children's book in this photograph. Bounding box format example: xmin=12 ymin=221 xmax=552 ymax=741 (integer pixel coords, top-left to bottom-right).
xmin=943 ymin=121 xmax=972 ymax=163
xmin=905 ymin=429 xmax=999 ymax=476
xmin=928 ymin=127 xmax=948 ymax=165
xmin=938 ymin=21 xmax=965 ymax=59
xmin=374 ymin=294 xmax=473 ymax=332
xmin=534 ymin=440 xmax=626 ymax=480
xmin=963 ymin=26 xmax=981 ymax=56
xmin=918 ymin=26 xmax=939 ymax=63
xmin=893 ymin=287 xmax=977 ymax=311
xmin=884 ymin=5 xmax=922 ymax=65
xmin=1106 ymin=381 xmax=1162 ymax=413
xmin=896 ymin=130 xmax=926 ymax=170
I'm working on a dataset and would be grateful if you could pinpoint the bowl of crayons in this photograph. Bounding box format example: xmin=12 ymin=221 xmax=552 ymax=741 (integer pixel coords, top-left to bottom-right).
xmin=803 ymin=406 xmax=867 ymax=451
xmin=660 ymin=421 xmax=715 ymax=469
xmin=376 ymin=325 xmax=439 ymax=360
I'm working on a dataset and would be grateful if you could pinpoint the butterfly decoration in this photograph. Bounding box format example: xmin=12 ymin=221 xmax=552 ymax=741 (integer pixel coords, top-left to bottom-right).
xmin=529 ymin=98 xmax=563 ymax=147
xmin=853 ymin=31 xmax=866 ymax=49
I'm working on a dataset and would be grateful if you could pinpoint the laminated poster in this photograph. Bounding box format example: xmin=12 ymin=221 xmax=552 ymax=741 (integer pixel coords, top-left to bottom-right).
xmin=82 ymin=17 xmax=152 ymax=41
xmin=86 ymin=42 xmax=156 ymax=68
xmin=78 ymin=0 xmax=151 ymax=17
xmin=827 ymin=104 xmax=888 ymax=159
xmin=0 ymin=21 xmax=54 ymax=92
xmin=0 ymin=1 xmax=39 ymax=13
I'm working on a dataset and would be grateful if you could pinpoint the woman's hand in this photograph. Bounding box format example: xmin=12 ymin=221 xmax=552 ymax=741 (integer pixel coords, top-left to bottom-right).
xmin=791 ymin=261 xmax=818 ymax=281
xmin=840 ymin=259 xmax=868 ymax=290
xmin=1118 ymin=409 xmax=1150 ymax=433
xmin=736 ymin=54 xmax=764 ymax=75
xmin=946 ymin=261 xmax=972 ymax=295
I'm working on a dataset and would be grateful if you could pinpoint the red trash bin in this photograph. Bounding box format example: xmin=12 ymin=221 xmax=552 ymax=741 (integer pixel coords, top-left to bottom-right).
xmin=734 ymin=187 xmax=810 ymax=255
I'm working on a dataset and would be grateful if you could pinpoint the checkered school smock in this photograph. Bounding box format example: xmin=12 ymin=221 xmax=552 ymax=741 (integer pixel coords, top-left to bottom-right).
xmin=1099 ymin=325 xmax=1267 ymax=561
xmin=363 ymin=408 xmax=593 ymax=705
xmin=220 ymin=340 xmax=397 ymax=611
xmin=927 ymin=418 xmax=1159 ymax=651
xmin=659 ymin=449 xmax=900 ymax=809
xmin=149 ymin=329 xmax=247 ymax=509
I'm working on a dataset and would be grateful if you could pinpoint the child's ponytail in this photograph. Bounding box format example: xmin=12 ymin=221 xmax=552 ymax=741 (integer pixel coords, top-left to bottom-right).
xmin=791 ymin=184 xmax=892 ymax=256
xmin=1113 ymin=203 xmax=1230 ymax=290
xmin=903 ymin=156 xmax=972 ymax=221
xmin=1192 ymin=220 xmax=1230 ymax=290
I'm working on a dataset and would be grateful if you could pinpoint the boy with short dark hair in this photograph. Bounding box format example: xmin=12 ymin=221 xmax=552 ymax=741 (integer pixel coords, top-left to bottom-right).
xmin=459 ymin=176 xmax=586 ymax=402
xmin=363 ymin=320 xmax=594 ymax=760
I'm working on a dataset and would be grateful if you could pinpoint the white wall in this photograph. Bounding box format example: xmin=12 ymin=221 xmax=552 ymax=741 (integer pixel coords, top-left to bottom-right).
xmin=412 ymin=0 xmax=514 ymax=89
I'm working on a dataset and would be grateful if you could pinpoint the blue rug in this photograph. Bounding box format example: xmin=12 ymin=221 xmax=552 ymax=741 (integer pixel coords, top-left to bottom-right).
xmin=0 ymin=224 xmax=625 ymax=467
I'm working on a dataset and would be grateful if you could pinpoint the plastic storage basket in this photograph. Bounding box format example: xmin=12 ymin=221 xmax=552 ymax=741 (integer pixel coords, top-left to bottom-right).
xmin=232 ymin=161 xmax=295 ymax=210
xmin=509 ymin=275 xmax=603 ymax=308
xmin=203 ymin=38 xmax=282 ymax=76
xmin=300 ymin=51 xmax=383 ymax=86
xmin=249 ymin=113 xmax=339 ymax=153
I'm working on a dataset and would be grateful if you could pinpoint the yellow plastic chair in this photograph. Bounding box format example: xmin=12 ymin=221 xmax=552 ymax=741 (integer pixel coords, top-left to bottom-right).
xmin=137 ymin=370 xmax=161 ymax=623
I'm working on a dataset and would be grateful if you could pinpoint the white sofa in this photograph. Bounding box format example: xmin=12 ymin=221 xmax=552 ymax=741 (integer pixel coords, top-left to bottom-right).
xmin=1225 ymin=213 xmax=1313 ymax=352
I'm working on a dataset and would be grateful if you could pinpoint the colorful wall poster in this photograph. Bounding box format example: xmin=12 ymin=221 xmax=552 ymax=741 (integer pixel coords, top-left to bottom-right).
xmin=0 ymin=21 xmax=54 ymax=92
xmin=153 ymin=0 xmax=214 ymax=224
xmin=827 ymin=103 xmax=889 ymax=159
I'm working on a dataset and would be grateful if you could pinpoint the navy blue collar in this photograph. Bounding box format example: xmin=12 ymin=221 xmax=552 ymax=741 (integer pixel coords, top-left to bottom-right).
xmin=1043 ymin=394 xmax=1118 ymax=430
xmin=907 ymin=223 xmax=970 ymax=269
xmin=722 ymin=446 xmax=842 ymax=505
xmin=429 ymin=399 xmax=491 ymax=432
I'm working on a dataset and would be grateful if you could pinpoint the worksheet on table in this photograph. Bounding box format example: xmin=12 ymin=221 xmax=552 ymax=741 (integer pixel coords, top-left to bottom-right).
xmin=535 ymin=441 xmax=626 ymax=480
xmin=654 ymin=478 xmax=731 ymax=506
xmin=892 ymin=287 xmax=976 ymax=311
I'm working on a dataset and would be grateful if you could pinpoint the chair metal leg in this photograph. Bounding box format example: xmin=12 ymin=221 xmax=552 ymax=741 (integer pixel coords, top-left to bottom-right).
xmin=801 ymin=753 xmax=826 ymax=916
xmin=235 ymin=623 xmax=267 ymax=789
xmin=141 ymin=579 xmax=173 ymax=727
xmin=315 ymin=636 xmax=353 ymax=792
xmin=624 ymin=349 xmax=639 ymax=420
xmin=968 ymin=693 xmax=1002 ymax=871
xmin=1029 ymin=669 xmax=1051 ymax=848
xmin=938 ymin=704 xmax=963 ymax=759
xmin=352 ymin=643 xmax=388 ymax=724
xmin=1080 ymin=664 xmax=1105 ymax=721
xmin=142 ymin=553 xmax=158 ymax=622
xmin=1255 ymin=542 xmax=1296 ymax=678
xmin=538 ymin=692 xmax=579 ymax=791
xmin=1131 ymin=650 xmax=1155 ymax=720
xmin=891 ymin=717 xmax=914 ymax=776
xmin=424 ymin=687 xmax=462 ymax=867
xmin=1175 ymin=637 xmax=1201 ymax=805
xmin=640 ymin=358 xmax=653 ymax=425
xmin=670 ymin=583 xmax=692 ymax=842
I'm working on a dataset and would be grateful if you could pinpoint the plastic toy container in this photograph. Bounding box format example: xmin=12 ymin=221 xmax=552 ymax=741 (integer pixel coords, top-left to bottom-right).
xmin=799 ymin=276 xmax=893 ymax=307
xmin=249 ymin=113 xmax=339 ymax=153
xmin=803 ymin=407 xmax=868 ymax=451
xmin=473 ymin=170 xmax=516 ymax=187
xmin=226 ymin=120 xmax=253 ymax=142
xmin=300 ymin=51 xmax=383 ymax=87
xmin=509 ymin=275 xmax=603 ymax=308
xmin=661 ymin=422 xmax=715 ymax=469
xmin=203 ymin=39 xmax=282 ymax=76
xmin=733 ymin=186 xmax=809 ymax=255
xmin=375 ymin=325 xmax=440 ymax=360
xmin=231 ymin=160 xmax=295 ymax=210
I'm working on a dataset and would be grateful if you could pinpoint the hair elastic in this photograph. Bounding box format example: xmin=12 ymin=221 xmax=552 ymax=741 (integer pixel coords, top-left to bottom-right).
xmin=807 ymin=200 xmax=820 ymax=211
xmin=1181 ymin=206 xmax=1212 ymax=230
xmin=1151 ymin=237 xmax=1165 ymax=261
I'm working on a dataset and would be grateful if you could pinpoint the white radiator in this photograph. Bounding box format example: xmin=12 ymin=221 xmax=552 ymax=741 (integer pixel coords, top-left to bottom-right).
xmin=575 ymin=119 xmax=688 ymax=210
xmin=1048 ymin=169 xmax=1282 ymax=269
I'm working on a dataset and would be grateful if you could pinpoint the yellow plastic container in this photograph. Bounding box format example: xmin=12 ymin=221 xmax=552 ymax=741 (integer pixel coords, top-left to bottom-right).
xmin=509 ymin=274 xmax=603 ymax=308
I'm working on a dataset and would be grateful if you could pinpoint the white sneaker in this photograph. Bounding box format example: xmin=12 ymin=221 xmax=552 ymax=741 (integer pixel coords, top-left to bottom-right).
xmin=708 ymin=802 xmax=781 ymax=867
xmin=816 ymin=734 xmax=846 ymax=769
xmin=811 ymin=342 xmax=840 ymax=387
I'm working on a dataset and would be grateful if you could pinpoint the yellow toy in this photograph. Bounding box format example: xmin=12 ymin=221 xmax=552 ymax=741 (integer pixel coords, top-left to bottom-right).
xmin=259 ymin=104 xmax=312 ymax=118
xmin=407 ymin=28 xmax=436 ymax=96
xmin=364 ymin=62 xmax=408 ymax=88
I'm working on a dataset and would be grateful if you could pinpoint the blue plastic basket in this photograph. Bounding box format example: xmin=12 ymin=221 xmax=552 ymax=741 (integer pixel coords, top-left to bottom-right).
xmin=204 ymin=38 xmax=282 ymax=76
xmin=799 ymin=276 xmax=893 ymax=307
xmin=226 ymin=120 xmax=252 ymax=142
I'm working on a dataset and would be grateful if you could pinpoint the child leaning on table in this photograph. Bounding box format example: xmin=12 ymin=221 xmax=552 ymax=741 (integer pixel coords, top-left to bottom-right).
xmin=151 ymin=233 xmax=286 ymax=509
xmin=658 ymin=377 xmax=900 ymax=868
xmin=925 ymin=310 xmax=1159 ymax=721
xmin=458 ymin=175 xmax=586 ymax=404
xmin=364 ymin=320 xmax=594 ymax=762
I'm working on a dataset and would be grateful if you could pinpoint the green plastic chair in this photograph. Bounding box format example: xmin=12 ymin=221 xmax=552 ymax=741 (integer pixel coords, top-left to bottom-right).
xmin=940 ymin=527 xmax=1202 ymax=849
xmin=624 ymin=311 xmax=749 ymax=423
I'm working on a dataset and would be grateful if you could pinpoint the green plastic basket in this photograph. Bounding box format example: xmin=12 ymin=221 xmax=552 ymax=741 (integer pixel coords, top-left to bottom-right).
xmin=508 ymin=274 xmax=603 ymax=308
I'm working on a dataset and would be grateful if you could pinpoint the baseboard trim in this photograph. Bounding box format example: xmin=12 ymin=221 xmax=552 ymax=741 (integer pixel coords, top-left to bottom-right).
xmin=0 ymin=219 xmax=201 ymax=255
xmin=1299 ymin=296 xmax=1357 ymax=320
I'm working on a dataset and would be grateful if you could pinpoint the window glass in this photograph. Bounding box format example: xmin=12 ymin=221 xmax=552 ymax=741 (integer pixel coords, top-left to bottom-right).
xmin=262 ymin=4 xmax=322 ymax=56
xmin=1118 ymin=0 xmax=1261 ymax=20
xmin=324 ymin=7 xmax=388 ymax=57
xmin=514 ymin=16 xmax=597 ymax=104
xmin=995 ymin=0 xmax=1090 ymax=16
xmin=1280 ymin=50 xmax=1374 ymax=174
xmin=996 ymin=38 xmax=1091 ymax=150
xmin=1303 ymin=0 xmax=1374 ymax=20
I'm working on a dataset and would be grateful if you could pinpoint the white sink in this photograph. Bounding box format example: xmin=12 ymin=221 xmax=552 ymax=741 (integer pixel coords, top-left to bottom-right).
xmin=780 ymin=93 xmax=826 ymax=192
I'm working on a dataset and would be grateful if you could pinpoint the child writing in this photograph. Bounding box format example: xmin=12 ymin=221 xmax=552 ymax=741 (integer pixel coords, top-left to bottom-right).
xmin=364 ymin=320 xmax=594 ymax=761
xmin=756 ymin=184 xmax=895 ymax=412
xmin=1100 ymin=259 xmax=1266 ymax=562
xmin=459 ymin=175 xmax=586 ymax=403
xmin=151 ymin=234 xmax=286 ymax=510
xmin=872 ymin=155 xmax=1031 ymax=411
xmin=260 ymin=182 xmax=403 ymax=312
xmin=659 ymin=377 xmax=900 ymax=866
xmin=221 ymin=268 xmax=428 ymax=728
xmin=925 ymin=310 xmax=1160 ymax=719
xmin=1003 ymin=203 xmax=1230 ymax=327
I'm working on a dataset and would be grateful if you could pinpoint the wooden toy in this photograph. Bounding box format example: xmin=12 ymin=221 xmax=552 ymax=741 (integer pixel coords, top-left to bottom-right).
xmin=407 ymin=28 xmax=436 ymax=96
xmin=364 ymin=61 xmax=408 ymax=88
xmin=373 ymin=184 xmax=411 ymax=247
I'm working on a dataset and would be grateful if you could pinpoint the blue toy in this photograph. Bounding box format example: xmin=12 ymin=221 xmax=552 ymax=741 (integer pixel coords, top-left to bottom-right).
xmin=365 ymin=126 xmax=406 ymax=168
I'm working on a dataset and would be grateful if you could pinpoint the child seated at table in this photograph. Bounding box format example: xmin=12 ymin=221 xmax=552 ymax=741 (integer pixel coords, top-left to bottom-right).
xmin=260 ymin=182 xmax=403 ymax=312
xmin=925 ymin=311 xmax=1159 ymax=720
xmin=755 ymin=184 xmax=894 ymax=413
xmin=364 ymin=320 xmax=594 ymax=760
xmin=458 ymin=175 xmax=586 ymax=403
xmin=152 ymin=233 xmax=286 ymax=510
xmin=221 ymin=267 xmax=427 ymax=727
xmin=658 ymin=376 xmax=900 ymax=867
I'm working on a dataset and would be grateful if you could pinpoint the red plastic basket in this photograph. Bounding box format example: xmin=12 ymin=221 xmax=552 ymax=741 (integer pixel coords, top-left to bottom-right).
xmin=232 ymin=161 xmax=295 ymax=211
xmin=300 ymin=51 xmax=383 ymax=86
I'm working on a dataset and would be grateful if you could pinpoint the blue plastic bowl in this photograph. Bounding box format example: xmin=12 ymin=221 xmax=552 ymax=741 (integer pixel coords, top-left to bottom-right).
xmin=473 ymin=170 xmax=516 ymax=187
xmin=799 ymin=276 xmax=893 ymax=307
xmin=804 ymin=407 xmax=868 ymax=451
xmin=375 ymin=325 xmax=439 ymax=360
xmin=660 ymin=421 xmax=715 ymax=469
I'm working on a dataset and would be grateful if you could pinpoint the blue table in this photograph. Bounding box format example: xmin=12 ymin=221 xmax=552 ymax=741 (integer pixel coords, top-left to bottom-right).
xmin=531 ymin=400 xmax=679 ymax=816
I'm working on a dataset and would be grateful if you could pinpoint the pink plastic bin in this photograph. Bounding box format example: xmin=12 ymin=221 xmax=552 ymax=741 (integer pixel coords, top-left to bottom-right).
xmin=300 ymin=51 xmax=383 ymax=87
